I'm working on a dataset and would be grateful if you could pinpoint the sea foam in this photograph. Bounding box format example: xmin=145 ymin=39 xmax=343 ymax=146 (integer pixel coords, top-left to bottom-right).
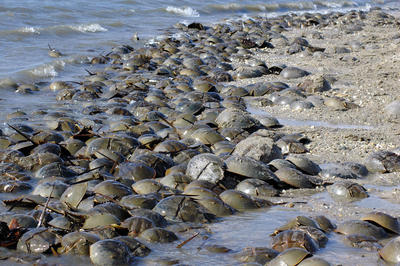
xmin=165 ymin=6 xmax=200 ymax=17
xmin=70 ymin=23 xmax=108 ymax=33
xmin=20 ymin=26 xmax=41 ymax=34
xmin=28 ymin=60 xmax=66 ymax=79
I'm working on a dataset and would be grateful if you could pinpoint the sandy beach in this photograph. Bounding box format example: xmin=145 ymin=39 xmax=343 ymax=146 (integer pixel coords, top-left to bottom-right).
xmin=230 ymin=9 xmax=400 ymax=164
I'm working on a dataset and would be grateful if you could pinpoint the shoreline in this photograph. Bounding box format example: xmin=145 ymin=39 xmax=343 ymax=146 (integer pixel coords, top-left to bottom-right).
xmin=0 ymin=7 xmax=399 ymax=265
xmin=227 ymin=8 xmax=400 ymax=165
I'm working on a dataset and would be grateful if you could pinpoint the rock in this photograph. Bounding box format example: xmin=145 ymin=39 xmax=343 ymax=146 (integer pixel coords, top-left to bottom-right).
xmin=188 ymin=22 xmax=204 ymax=30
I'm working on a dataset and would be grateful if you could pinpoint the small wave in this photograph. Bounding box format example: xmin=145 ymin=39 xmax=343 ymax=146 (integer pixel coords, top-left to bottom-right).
xmin=313 ymin=0 xmax=358 ymax=9
xmin=30 ymin=60 xmax=66 ymax=78
xmin=69 ymin=23 xmax=108 ymax=33
xmin=280 ymin=2 xmax=316 ymax=10
xmin=30 ymin=65 xmax=58 ymax=78
xmin=207 ymin=0 xmax=362 ymax=14
xmin=165 ymin=6 xmax=200 ymax=17
xmin=65 ymin=55 xmax=91 ymax=65
xmin=207 ymin=3 xmax=273 ymax=12
xmin=17 ymin=60 xmax=66 ymax=82
xmin=0 ymin=23 xmax=107 ymax=38
xmin=20 ymin=26 xmax=41 ymax=34
xmin=0 ymin=26 xmax=41 ymax=36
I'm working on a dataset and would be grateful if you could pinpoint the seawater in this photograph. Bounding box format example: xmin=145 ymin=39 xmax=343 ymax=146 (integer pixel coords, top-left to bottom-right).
xmin=0 ymin=0 xmax=398 ymax=84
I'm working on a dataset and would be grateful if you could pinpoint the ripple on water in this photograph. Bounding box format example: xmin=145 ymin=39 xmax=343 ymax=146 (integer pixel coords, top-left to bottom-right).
xmin=247 ymin=106 xmax=374 ymax=130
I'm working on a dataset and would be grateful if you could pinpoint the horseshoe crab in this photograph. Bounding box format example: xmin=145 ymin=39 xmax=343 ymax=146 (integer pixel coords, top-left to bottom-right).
xmin=275 ymin=167 xmax=322 ymax=188
xmin=313 ymin=216 xmax=336 ymax=233
xmin=160 ymin=172 xmax=191 ymax=190
xmin=335 ymin=220 xmax=388 ymax=240
xmin=17 ymin=228 xmax=60 ymax=253
xmin=298 ymin=257 xmax=331 ymax=266
xmin=0 ymin=180 xmax=31 ymax=193
xmin=219 ymin=190 xmax=265 ymax=211
xmin=215 ymin=108 xmax=261 ymax=131
xmin=121 ymin=216 xmax=154 ymax=237
xmin=120 ymin=194 xmax=158 ymax=210
xmin=60 ymin=231 xmax=100 ymax=255
xmin=267 ymin=247 xmax=311 ymax=266
xmin=236 ymin=178 xmax=279 ymax=198
xmin=153 ymin=140 xmax=188 ymax=154
xmin=366 ymin=150 xmax=400 ymax=173
xmin=233 ymin=135 xmax=282 ymax=163
xmin=327 ymin=181 xmax=368 ymax=202
xmin=139 ymin=227 xmax=178 ymax=243
xmin=285 ymin=155 xmax=321 ymax=175
xmin=191 ymin=127 xmax=225 ymax=145
xmin=132 ymin=179 xmax=165 ymax=194
xmin=343 ymin=234 xmax=381 ymax=251
xmin=234 ymin=247 xmax=278 ymax=264
xmin=186 ymin=153 xmax=225 ymax=184
xmin=113 ymin=236 xmax=151 ymax=257
xmin=153 ymin=195 xmax=214 ymax=223
xmin=60 ymin=182 xmax=88 ymax=208
xmin=93 ymin=180 xmax=133 ymax=199
xmin=224 ymin=155 xmax=279 ymax=185
xmin=276 ymin=138 xmax=308 ymax=154
xmin=184 ymin=186 xmax=218 ymax=199
xmin=272 ymin=216 xmax=321 ymax=236
xmin=2 ymin=214 xmax=37 ymax=228
xmin=35 ymin=162 xmax=77 ymax=179
xmin=129 ymin=209 xmax=167 ymax=227
xmin=361 ymin=211 xmax=400 ymax=235
xmin=379 ymin=236 xmax=400 ymax=263
xmin=32 ymin=180 xmax=68 ymax=199
xmin=320 ymin=162 xmax=368 ymax=180
xmin=297 ymin=226 xmax=328 ymax=248
xmin=271 ymin=230 xmax=319 ymax=253
xmin=90 ymin=239 xmax=132 ymax=266
xmin=82 ymin=212 xmax=121 ymax=230
xmin=196 ymin=196 xmax=236 ymax=217
xmin=48 ymin=216 xmax=74 ymax=231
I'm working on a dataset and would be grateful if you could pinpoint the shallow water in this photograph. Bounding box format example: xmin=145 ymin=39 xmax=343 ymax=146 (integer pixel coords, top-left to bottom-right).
xmin=247 ymin=106 xmax=375 ymax=130
xmin=134 ymin=207 xmax=303 ymax=265
xmin=0 ymin=0 xmax=397 ymax=84
xmin=134 ymin=198 xmax=386 ymax=265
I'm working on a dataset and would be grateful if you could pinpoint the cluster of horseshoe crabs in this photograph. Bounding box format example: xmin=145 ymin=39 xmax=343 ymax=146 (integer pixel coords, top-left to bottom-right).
xmin=0 ymin=8 xmax=399 ymax=266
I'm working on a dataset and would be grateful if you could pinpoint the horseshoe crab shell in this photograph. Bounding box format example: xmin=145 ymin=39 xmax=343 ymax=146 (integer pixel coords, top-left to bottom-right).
xmin=186 ymin=153 xmax=225 ymax=184
xmin=361 ymin=211 xmax=400 ymax=235
xmin=60 ymin=182 xmax=88 ymax=208
xmin=267 ymin=247 xmax=311 ymax=266
xmin=224 ymin=155 xmax=279 ymax=184
xmin=379 ymin=236 xmax=400 ymax=263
